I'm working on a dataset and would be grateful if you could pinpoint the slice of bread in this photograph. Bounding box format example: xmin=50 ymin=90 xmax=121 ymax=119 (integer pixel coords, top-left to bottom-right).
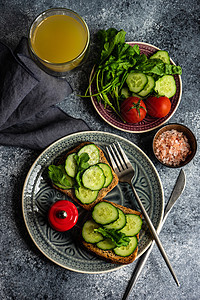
xmin=51 ymin=142 xmax=119 ymax=210
xmin=82 ymin=200 xmax=142 ymax=264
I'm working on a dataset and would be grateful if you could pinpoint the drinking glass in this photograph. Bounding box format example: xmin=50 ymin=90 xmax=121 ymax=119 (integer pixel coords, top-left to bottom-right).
xmin=28 ymin=8 xmax=90 ymax=76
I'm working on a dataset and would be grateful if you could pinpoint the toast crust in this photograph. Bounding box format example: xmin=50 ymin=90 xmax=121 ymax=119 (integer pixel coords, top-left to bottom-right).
xmin=82 ymin=200 xmax=142 ymax=264
xmin=51 ymin=142 xmax=119 ymax=210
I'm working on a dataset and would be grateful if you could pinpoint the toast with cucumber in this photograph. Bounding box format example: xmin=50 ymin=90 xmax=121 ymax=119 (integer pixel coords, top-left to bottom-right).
xmin=81 ymin=200 xmax=143 ymax=264
xmin=48 ymin=142 xmax=118 ymax=210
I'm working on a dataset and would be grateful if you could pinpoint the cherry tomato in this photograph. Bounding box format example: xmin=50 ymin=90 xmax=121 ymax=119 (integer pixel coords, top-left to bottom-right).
xmin=121 ymin=97 xmax=147 ymax=123
xmin=145 ymin=96 xmax=171 ymax=118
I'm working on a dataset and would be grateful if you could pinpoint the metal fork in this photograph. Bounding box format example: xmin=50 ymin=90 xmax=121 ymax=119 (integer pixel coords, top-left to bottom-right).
xmin=106 ymin=142 xmax=179 ymax=286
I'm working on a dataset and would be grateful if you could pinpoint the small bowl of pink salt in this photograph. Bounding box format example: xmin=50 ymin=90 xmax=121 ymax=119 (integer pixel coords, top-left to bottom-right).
xmin=153 ymin=123 xmax=197 ymax=168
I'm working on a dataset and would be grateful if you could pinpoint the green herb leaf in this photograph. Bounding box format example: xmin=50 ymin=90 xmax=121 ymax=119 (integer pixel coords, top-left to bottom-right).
xmin=135 ymin=58 xmax=182 ymax=76
xmin=98 ymin=28 xmax=126 ymax=64
xmin=75 ymin=170 xmax=83 ymax=188
xmin=165 ymin=64 xmax=182 ymax=75
xmin=48 ymin=165 xmax=74 ymax=189
xmin=73 ymin=153 xmax=90 ymax=189
xmin=135 ymin=59 xmax=165 ymax=76
xmin=74 ymin=153 xmax=90 ymax=171
xmin=94 ymin=227 xmax=130 ymax=247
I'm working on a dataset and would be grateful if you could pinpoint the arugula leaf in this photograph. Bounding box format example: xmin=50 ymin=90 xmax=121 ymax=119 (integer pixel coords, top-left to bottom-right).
xmin=94 ymin=227 xmax=130 ymax=247
xmin=132 ymin=44 xmax=140 ymax=55
xmin=48 ymin=165 xmax=74 ymax=189
xmin=135 ymin=58 xmax=182 ymax=76
xmin=135 ymin=59 xmax=165 ymax=75
xmin=165 ymin=64 xmax=182 ymax=75
xmin=98 ymin=28 xmax=126 ymax=64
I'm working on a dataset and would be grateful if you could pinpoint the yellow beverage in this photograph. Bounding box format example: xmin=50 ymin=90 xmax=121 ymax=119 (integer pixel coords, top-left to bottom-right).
xmin=29 ymin=9 xmax=89 ymax=73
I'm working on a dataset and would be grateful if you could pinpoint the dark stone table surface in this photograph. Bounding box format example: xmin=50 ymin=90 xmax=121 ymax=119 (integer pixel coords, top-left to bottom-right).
xmin=0 ymin=1 xmax=199 ymax=299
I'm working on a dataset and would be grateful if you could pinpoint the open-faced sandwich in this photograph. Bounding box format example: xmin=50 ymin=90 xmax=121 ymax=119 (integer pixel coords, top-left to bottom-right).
xmin=48 ymin=142 xmax=118 ymax=210
xmin=81 ymin=200 xmax=142 ymax=264
xmin=48 ymin=142 xmax=142 ymax=263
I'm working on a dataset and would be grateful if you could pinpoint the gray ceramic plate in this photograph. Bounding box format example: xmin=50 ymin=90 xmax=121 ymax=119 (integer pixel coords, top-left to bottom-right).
xmin=22 ymin=131 xmax=164 ymax=273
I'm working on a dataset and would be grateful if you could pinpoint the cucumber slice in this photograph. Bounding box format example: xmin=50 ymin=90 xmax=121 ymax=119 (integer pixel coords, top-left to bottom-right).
xmin=150 ymin=50 xmax=170 ymax=64
xmin=121 ymin=87 xmax=131 ymax=99
xmin=154 ymin=75 xmax=176 ymax=98
xmin=82 ymin=165 xmax=105 ymax=191
xmin=132 ymin=93 xmax=140 ymax=97
xmin=78 ymin=144 xmax=100 ymax=166
xmin=92 ymin=202 xmax=119 ymax=225
xmin=114 ymin=236 xmax=138 ymax=257
xmin=138 ymin=75 xmax=155 ymax=97
xmin=104 ymin=208 xmax=126 ymax=230
xmin=75 ymin=186 xmax=98 ymax=204
xmin=65 ymin=153 xmax=77 ymax=178
xmin=119 ymin=214 xmax=143 ymax=236
xmin=82 ymin=220 xmax=104 ymax=244
xmin=98 ymin=163 xmax=113 ymax=188
xmin=96 ymin=238 xmax=116 ymax=250
xmin=126 ymin=72 xmax=148 ymax=93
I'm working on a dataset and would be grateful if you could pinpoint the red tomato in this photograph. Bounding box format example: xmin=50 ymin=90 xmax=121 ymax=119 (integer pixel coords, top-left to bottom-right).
xmin=145 ymin=96 xmax=171 ymax=118
xmin=121 ymin=97 xmax=147 ymax=123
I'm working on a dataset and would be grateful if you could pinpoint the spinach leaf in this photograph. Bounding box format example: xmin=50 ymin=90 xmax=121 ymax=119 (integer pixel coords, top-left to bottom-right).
xmin=48 ymin=153 xmax=90 ymax=191
xmin=48 ymin=165 xmax=74 ymax=189
xmin=95 ymin=227 xmax=130 ymax=247
xmin=73 ymin=153 xmax=90 ymax=189
xmin=74 ymin=153 xmax=90 ymax=171
xmin=75 ymin=171 xmax=83 ymax=188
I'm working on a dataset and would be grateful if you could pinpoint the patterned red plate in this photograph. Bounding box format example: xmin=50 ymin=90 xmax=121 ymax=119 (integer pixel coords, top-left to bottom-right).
xmin=89 ymin=42 xmax=182 ymax=133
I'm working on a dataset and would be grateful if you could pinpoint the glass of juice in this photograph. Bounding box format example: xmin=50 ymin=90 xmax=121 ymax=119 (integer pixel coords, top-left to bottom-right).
xmin=28 ymin=8 xmax=90 ymax=76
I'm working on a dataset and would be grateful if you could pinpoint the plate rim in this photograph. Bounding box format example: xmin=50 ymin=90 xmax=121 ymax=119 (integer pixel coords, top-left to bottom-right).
xmin=90 ymin=41 xmax=182 ymax=133
xmin=22 ymin=131 xmax=164 ymax=273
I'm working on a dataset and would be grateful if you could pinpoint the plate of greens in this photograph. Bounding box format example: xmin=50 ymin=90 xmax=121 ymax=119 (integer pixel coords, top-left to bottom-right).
xmin=88 ymin=29 xmax=182 ymax=133
xmin=22 ymin=131 xmax=164 ymax=273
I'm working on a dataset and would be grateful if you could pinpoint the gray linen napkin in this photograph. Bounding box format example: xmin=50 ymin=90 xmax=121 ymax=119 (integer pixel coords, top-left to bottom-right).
xmin=0 ymin=38 xmax=89 ymax=150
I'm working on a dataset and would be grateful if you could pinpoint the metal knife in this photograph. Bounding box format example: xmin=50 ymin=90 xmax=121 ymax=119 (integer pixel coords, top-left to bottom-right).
xmin=122 ymin=169 xmax=186 ymax=300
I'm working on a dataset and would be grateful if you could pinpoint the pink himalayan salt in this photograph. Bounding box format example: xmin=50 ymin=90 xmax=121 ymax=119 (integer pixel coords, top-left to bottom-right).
xmin=154 ymin=129 xmax=191 ymax=166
